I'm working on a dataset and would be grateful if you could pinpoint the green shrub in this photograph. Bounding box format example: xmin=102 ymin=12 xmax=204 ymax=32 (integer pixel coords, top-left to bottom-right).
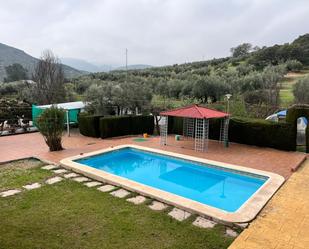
xmin=36 ymin=107 xmax=65 ymax=151
xmin=99 ymin=115 xmax=154 ymax=139
xmin=78 ymin=114 xmax=104 ymax=137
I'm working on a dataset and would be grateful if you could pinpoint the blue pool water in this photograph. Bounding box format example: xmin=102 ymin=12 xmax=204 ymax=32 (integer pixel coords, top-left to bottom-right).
xmin=76 ymin=148 xmax=267 ymax=212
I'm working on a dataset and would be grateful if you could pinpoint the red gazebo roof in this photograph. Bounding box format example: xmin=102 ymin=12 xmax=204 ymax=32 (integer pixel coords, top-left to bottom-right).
xmin=160 ymin=104 xmax=229 ymax=119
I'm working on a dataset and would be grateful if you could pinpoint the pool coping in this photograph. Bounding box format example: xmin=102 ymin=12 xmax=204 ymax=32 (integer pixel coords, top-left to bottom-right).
xmin=60 ymin=144 xmax=285 ymax=224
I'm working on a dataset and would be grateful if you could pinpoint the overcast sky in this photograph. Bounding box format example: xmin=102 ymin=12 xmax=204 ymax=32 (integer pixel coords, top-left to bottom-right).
xmin=0 ymin=0 xmax=309 ymax=66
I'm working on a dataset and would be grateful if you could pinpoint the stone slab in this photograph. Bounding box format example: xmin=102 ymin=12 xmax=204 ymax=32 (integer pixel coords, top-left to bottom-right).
xmin=45 ymin=176 xmax=63 ymax=185
xmin=127 ymin=195 xmax=147 ymax=205
xmin=168 ymin=208 xmax=191 ymax=221
xmin=23 ymin=183 xmax=41 ymax=190
xmin=225 ymin=227 xmax=238 ymax=237
xmin=53 ymin=169 xmax=69 ymax=174
xmin=193 ymin=217 xmax=217 ymax=228
xmin=41 ymin=165 xmax=58 ymax=170
xmin=72 ymin=177 xmax=90 ymax=183
xmin=110 ymin=189 xmax=130 ymax=198
xmin=97 ymin=185 xmax=116 ymax=192
xmin=63 ymin=173 xmax=80 ymax=179
xmin=84 ymin=181 xmax=102 ymax=187
xmin=148 ymin=201 xmax=168 ymax=211
xmin=0 ymin=189 xmax=21 ymax=197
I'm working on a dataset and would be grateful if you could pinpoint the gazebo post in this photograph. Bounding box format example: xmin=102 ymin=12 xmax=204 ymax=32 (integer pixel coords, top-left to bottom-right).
xmin=205 ymin=118 xmax=209 ymax=151
xmin=66 ymin=110 xmax=70 ymax=137
xmin=223 ymin=116 xmax=230 ymax=147
xmin=183 ymin=117 xmax=187 ymax=139
xmin=219 ymin=116 xmax=230 ymax=147
xmin=194 ymin=118 xmax=209 ymax=152
xmin=160 ymin=115 xmax=168 ymax=146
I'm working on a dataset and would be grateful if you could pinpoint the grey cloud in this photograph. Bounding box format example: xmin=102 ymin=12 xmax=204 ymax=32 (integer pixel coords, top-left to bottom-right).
xmin=0 ymin=0 xmax=308 ymax=66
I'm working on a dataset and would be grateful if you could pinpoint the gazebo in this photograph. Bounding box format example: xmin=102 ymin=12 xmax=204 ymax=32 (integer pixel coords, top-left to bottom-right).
xmin=160 ymin=104 xmax=230 ymax=152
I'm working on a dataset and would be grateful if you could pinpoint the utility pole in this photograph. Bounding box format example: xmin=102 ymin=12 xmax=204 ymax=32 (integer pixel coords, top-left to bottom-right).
xmin=125 ymin=48 xmax=128 ymax=71
xmin=125 ymin=48 xmax=128 ymax=82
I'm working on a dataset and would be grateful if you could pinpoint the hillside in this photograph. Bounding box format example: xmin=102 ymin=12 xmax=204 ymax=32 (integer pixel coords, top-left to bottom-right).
xmin=0 ymin=43 xmax=87 ymax=81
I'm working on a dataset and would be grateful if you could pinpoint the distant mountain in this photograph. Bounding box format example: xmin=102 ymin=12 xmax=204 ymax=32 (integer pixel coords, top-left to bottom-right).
xmin=61 ymin=58 xmax=113 ymax=73
xmin=61 ymin=58 xmax=153 ymax=73
xmin=113 ymin=64 xmax=153 ymax=71
xmin=0 ymin=43 xmax=87 ymax=81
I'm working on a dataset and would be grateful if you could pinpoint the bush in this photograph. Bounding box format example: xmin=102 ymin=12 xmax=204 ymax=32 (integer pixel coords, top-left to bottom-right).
xmin=78 ymin=114 xmax=104 ymax=137
xmin=99 ymin=115 xmax=154 ymax=139
xmin=36 ymin=107 xmax=65 ymax=151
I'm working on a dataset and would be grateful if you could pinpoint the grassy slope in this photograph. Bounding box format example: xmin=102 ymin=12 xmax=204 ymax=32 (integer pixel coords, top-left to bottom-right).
xmin=279 ymin=68 xmax=309 ymax=108
xmin=0 ymin=162 xmax=234 ymax=249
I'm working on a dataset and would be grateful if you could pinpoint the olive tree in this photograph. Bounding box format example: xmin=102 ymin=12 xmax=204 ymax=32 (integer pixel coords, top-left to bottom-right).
xmin=293 ymin=76 xmax=309 ymax=104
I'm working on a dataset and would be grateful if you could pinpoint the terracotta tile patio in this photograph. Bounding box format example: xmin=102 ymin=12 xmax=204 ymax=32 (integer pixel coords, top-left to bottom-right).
xmin=0 ymin=130 xmax=306 ymax=179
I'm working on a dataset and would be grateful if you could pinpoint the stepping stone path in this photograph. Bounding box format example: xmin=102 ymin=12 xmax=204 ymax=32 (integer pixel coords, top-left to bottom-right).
xmin=84 ymin=181 xmax=102 ymax=187
xmin=168 ymin=208 xmax=191 ymax=221
xmin=127 ymin=195 xmax=146 ymax=205
xmin=0 ymin=189 xmax=21 ymax=197
xmin=110 ymin=189 xmax=130 ymax=198
xmin=41 ymin=165 xmax=58 ymax=170
xmin=97 ymin=185 xmax=116 ymax=192
xmin=53 ymin=169 xmax=69 ymax=174
xmin=63 ymin=173 xmax=80 ymax=179
xmin=225 ymin=227 xmax=238 ymax=237
xmin=23 ymin=183 xmax=41 ymax=190
xmin=72 ymin=177 xmax=90 ymax=183
xmin=193 ymin=217 xmax=217 ymax=228
xmin=148 ymin=201 xmax=168 ymax=211
xmin=46 ymin=176 xmax=63 ymax=185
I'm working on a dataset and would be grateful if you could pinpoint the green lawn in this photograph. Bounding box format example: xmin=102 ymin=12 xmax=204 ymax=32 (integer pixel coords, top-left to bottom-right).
xmin=0 ymin=159 xmax=52 ymax=191
xmin=0 ymin=161 xmax=234 ymax=249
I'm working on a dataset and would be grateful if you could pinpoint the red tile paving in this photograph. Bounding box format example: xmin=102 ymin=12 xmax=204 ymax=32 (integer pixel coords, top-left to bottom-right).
xmin=0 ymin=130 xmax=306 ymax=179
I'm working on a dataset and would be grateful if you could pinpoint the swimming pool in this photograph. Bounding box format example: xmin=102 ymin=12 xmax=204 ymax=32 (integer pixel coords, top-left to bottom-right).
xmin=61 ymin=145 xmax=284 ymax=223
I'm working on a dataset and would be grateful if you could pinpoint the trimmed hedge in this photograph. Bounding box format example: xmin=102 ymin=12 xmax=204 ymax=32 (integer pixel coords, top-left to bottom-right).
xmin=99 ymin=115 xmax=154 ymax=139
xmin=78 ymin=114 xmax=104 ymax=137
xmin=168 ymin=116 xmax=295 ymax=151
xmin=286 ymin=104 xmax=309 ymax=153
xmin=229 ymin=117 xmax=295 ymax=151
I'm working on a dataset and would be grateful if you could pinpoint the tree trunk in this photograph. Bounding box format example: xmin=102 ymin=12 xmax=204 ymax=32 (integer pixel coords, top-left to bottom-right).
xmin=46 ymin=137 xmax=63 ymax=151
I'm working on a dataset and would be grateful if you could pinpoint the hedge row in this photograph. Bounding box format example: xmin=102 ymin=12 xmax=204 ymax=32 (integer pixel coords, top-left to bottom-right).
xmin=78 ymin=114 xmax=154 ymax=138
xmin=100 ymin=115 xmax=154 ymax=138
xmin=168 ymin=116 xmax=295 ymax=151
xmin=78 ymin=114 xmax=104 ymax=137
